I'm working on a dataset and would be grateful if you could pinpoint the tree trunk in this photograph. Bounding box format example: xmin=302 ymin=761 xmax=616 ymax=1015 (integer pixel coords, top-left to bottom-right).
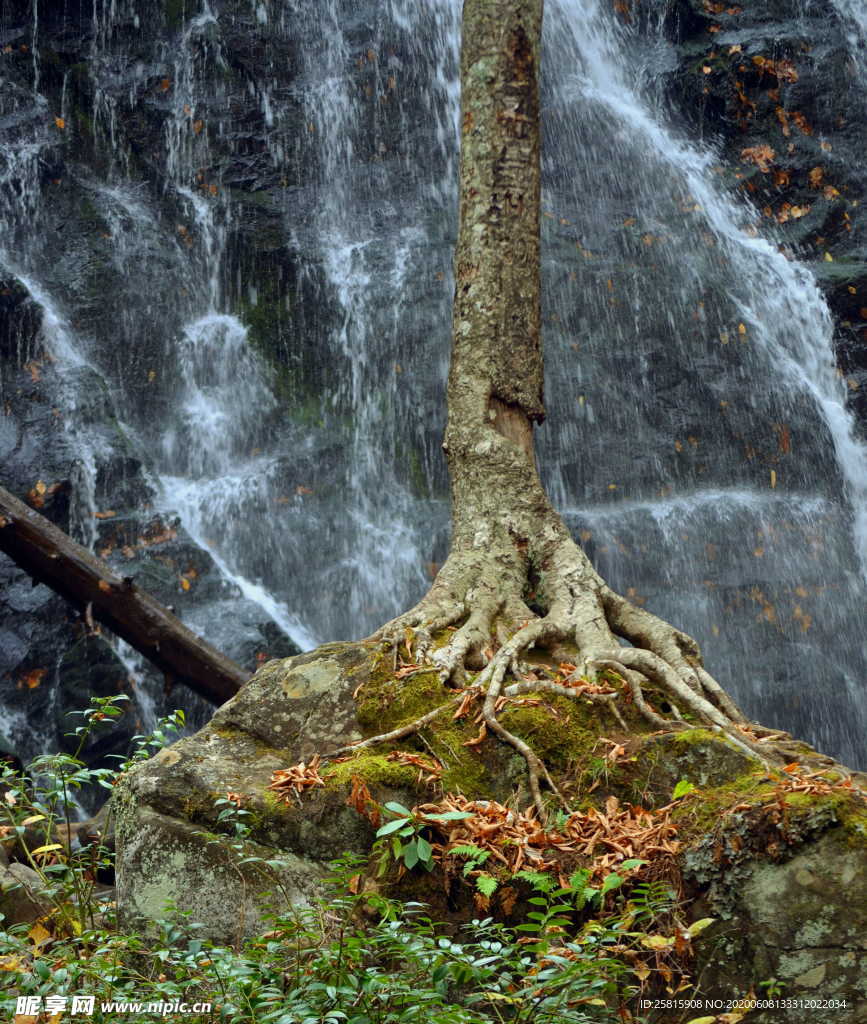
xmin=0 ymin=484 xmax=247 ymax=704
xmin=368 ymin=0 xmax=758 ymax=813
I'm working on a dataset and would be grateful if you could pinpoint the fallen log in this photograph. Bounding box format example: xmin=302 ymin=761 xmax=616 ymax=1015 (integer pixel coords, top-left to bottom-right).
xmin=0 ymin=484 xmax=248 ymax=704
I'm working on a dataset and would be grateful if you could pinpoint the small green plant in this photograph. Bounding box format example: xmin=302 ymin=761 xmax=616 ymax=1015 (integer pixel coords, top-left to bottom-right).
xmin=446 ymin=842 xmax=498 ymax=897
xmin=111 ymin=707 xmax=186 ymax=771
xmin=0 ymin=696 xmax=188 ymax=937
xmin=672 ymin=779 xmax=698 ymax=800
xmin=515 ymin=858 xmax=647 ymax=916
xmin=759 ymin=976 xmax=785 ymax=998
xmin=373 ymin=801 xmax=471 ymax=873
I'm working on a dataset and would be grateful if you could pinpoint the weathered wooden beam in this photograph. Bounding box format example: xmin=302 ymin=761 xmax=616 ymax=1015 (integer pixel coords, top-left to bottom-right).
xmin=0 ymin=483 xmax=248 ymax=705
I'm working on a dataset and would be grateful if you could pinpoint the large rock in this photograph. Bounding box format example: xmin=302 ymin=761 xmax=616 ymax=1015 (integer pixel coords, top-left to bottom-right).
xmin=113 ymin=643 xmax=378 ymax=943
xmin=114 ymin=640 xmax=867 ymax=1019
xmin=0 ymin=862 xmax=52 ymax=926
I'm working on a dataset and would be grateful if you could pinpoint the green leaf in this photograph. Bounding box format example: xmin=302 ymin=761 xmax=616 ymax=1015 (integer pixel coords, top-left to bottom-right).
xmin=383 ymin=801 xmax=412 ymax=816
xmin=687 ymin=917 xmax=715 ymax=937
xmin=673 ymin=779 xmax=698 ymax=800
xmin=424 ymin=810 xmax=473 ymax=821
xmin=416 ymin=836 xmax=433 ymax=865
xmin=568 ymin=868 xmax=591 ymax=888
xmin=449 ymin=843 xmax=488 ymax=860
xmin=619 ymin=858 xmax=647 ymax=872
xmin=376 ymin=817 xmax=411 ymax=837
xmin=600 ymin=872 xmax=623 ymax=895
xmin=402 ymin=841 xmax=419 ymax=869
xmin=514 ymin=869 xmax=553 ymax=891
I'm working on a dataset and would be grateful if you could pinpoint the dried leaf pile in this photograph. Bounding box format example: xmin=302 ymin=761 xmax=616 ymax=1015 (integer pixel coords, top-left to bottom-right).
xmin=267 ymin=754 xmax=326 ymax=802
xmin=414 ymin=793 xmax=679 ymax=885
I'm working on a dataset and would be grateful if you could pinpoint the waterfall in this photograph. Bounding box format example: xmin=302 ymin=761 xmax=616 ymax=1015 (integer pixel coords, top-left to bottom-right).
xmin=834 ymin=0 xmax=867 ymax=47
xmin=0 ymin=0 xmax=864 ymax=769
xmin=540 ymin=0 xmax=867 ymax=764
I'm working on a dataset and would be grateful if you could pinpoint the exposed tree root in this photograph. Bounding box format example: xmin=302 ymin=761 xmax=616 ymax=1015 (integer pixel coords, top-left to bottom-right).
xmin=359 ymin=530 xmax=776 ymax=819
xmin=322 ymin=697 xmax=462 ymax=760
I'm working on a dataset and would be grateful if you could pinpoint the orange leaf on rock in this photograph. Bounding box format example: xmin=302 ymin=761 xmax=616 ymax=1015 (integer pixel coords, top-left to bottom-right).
xmin=740 ymin=145 xmax=775 ymax=173
xmin=346 ymin=775 xmax=380 ymax=827
xmin=18 ymin=668 xmax=47 ymax=690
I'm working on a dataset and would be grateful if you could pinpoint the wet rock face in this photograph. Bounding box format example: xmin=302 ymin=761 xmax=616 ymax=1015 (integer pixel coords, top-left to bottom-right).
xmin=0 ymin=281 xmax=41 ymax=363
xmin=653 ymin=0 xmax=867 ymax=423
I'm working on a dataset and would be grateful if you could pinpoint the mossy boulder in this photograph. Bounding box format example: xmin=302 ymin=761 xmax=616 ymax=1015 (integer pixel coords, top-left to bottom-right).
xmin=114 ymin=640 xmax=867 ymax=1020
xmin=682 ymin=826 xmax=867 ymax=1022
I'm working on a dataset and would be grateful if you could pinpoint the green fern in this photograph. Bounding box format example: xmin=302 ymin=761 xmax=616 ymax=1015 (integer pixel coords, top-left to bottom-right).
xmin=475 ymin=873 xmax=498 ymax=897
xmin=513 ymin=869 xmax=554 ymax=892
xmin=448 ymin=843 xmax=490 ymax=861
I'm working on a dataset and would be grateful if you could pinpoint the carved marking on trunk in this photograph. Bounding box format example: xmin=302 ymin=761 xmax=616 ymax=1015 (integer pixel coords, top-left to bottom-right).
xmin=489 ymin=395 xmax=536 ymax=464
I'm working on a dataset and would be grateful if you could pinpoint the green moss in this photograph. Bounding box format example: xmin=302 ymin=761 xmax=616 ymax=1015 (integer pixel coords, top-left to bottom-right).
xmin=354 ymin=658 xmax=505 ymax=798
xmin=353 ymin=648 xmax=639 ymax=802
xmin=670 ymin=728 xmax=720 ymax=746
xmin=500 ymin=695 xmax=597 ymax=767
xmin=673 ymin=765 xmax=867 ymax=855
xmin=840 ymin=807 xmax=867 ymax=846
xmin=783 ymin=791 xmax=867 ymax=848
xmin=432 ymin=724 xmax=494 ymax=798
xmin=245 ymin=789 xmax=299 ymax=836
xmin=324 ymin=752 xmax=418 ymax=790
xmin=672 ymin=769 xmax=778 ymax=837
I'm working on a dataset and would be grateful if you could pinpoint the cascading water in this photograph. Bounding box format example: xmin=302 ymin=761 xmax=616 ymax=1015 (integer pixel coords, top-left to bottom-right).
xmin=835 ymin=0 xmax=867 ymax=48
xmin=539 ymin=0 xmax=867 ymax=765
xmin=0 ymin=0 xmax=864 ymax=771
xmin=540 ymin=0 xmax=867 ymax=770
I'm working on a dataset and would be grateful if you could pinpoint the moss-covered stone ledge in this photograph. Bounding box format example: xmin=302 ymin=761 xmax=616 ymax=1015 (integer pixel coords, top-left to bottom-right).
xmin=112 ymin=642 xmax=399 ymax=943
xmin=113 ymin=638 xmax=867 ymax=1018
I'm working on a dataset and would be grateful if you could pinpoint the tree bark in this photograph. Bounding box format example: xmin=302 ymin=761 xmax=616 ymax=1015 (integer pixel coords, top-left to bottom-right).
xmin=0 ymin=484 xmax=247 ymax=704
